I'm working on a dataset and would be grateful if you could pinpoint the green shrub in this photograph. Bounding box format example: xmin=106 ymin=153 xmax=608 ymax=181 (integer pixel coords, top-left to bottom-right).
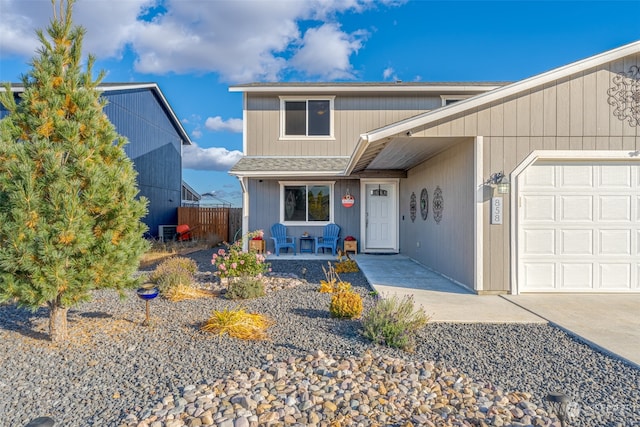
xmin=225 ymin=277 xmax=265 ymax=300
xmin=361 ymin=294 xmax=429 ymax=351
xmin=150 ymin=257 xmax=198 ymax=295
xmin=211 ymin=230 xmax=270 ymax=279
xmin=330 ymin=290 xmax=363 ymax=319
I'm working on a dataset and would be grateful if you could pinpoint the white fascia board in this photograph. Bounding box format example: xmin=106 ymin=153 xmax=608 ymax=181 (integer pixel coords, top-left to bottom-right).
xmin=229 ymin=85 xmax=503 ymax=93
xmin=363 ymin=40 xmax=640 ymax=144
xmin=344 ymin=134 xmax=370 ymax=176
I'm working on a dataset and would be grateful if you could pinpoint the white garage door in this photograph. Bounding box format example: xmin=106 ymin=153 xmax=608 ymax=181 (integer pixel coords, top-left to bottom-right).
xmin=518 ymin=160 xmax=640 ymax=292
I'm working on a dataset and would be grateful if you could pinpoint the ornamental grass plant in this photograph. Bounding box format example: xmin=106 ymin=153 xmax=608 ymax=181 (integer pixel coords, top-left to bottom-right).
xmin=201 ymin=307 xmax=272 ymax=340
xmin=361 ymin=294 xmax=430 ymax=352
xmin=150 ymin=257 xmax=210 ymax=301
xmin=225 ymin=277 xmax=265 ymax=300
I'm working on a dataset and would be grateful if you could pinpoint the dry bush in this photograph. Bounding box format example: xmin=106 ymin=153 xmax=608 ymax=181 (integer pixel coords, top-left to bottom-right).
xmin=201 ymin=307 xmax=273 ymax=340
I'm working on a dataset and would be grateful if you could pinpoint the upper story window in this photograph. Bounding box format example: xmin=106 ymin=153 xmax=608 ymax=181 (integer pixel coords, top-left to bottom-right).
xmin=280 ymin=97 xmax=335 ymax=139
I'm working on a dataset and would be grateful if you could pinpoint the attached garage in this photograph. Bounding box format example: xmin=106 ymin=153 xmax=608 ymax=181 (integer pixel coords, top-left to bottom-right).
xmin=517 ymin=158 xmax=640 ymax=292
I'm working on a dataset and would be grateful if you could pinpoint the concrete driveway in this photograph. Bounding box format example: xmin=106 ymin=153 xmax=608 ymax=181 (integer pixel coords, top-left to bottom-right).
xmin=503 ymin=294 xmax=640 ymax=368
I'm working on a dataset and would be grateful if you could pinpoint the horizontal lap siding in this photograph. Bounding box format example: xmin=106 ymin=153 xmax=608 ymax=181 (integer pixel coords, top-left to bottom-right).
xmin=246 ymin=94 xmax=440 ymax=157
xmin=414 ymin=55 xmax=640 ymax=292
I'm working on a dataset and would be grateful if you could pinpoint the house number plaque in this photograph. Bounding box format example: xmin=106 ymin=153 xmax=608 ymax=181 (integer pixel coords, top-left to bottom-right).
xmin=491 ymin=197 xmax=503 ymax=225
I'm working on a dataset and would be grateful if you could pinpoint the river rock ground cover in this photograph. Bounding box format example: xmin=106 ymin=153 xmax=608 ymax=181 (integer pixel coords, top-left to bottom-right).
xmin=0 ymin=248 xmax=638 ymax=426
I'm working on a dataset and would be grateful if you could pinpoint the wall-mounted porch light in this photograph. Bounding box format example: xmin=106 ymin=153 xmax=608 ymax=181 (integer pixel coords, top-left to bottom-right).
xmin=486 ymin=171 xmax=510 ymax=194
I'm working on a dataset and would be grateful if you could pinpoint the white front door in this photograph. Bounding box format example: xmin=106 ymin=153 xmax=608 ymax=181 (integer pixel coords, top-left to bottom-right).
xmin=363 ymin=182 xmax=398 ymax=252
xmin=518 ymin=160 xmax=640 ymax=292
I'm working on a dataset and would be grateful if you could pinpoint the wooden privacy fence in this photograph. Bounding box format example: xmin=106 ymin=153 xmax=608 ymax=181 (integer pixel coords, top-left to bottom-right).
xmin=178 ymin=207 xmax=242 ymax=243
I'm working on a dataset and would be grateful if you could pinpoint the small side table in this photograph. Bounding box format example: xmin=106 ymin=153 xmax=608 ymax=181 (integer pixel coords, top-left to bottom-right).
xmin=299 ymin=236 xmax=315 ymax=254
xmin=344 ymin=240 xmax=357 ymax=254
xmin=249 ymin=239 xmax=265 ymax=253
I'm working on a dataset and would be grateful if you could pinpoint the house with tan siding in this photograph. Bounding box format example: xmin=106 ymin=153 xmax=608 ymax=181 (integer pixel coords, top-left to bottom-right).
xmin=230 ymin=40 xmax=640 ymax=294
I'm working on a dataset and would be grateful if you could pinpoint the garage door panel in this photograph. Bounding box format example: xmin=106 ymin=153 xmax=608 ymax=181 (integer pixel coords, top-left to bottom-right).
xmin=523 ymin=229 xmax=555 ymax=254
xmin=561 ymin=165 xmax=593 ymax=188
xmin=599 ymin=264 xmax=631 ymax=289
xmin=523 ymin=196 xmax=555 ymax=221
xmin=519 ymin=160 xmax=639 ymax=293
xmin=599 ymin=230 xmax=631 ymax=255
xmin=561 ymin=229 xmax=593 ymax=255
xmin=523 ymin=163 xmax=555 ymax=187
xmin=599 ymin=165 xmax=631 ymax=187
xmin=560 ymin=196 xmax=593 ymax=221
xmin=523 ymin=263 xmax=555 ymax=289
xmin=561 ymin=264 xmax=593 ymax=289
xmin=598 ymin=196 xmax=631 ymax=221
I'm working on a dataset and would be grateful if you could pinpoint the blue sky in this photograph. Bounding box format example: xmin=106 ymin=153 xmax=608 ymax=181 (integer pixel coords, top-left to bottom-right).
xmin=1 ymin=0 xmax=640 ymax=207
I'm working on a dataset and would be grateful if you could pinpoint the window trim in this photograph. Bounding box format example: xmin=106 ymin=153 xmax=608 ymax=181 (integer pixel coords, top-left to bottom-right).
xmin=279 ymin=96 xmax=335 ymax=140
xmin=279 ymin=181 xmax=335 ymax=225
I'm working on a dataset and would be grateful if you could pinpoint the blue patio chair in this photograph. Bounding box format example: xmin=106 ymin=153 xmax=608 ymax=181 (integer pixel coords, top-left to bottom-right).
xmin=315 ymin=223 xmax=341 ymax=255
xmin=270 ymin=223 xmax=296 ymax=256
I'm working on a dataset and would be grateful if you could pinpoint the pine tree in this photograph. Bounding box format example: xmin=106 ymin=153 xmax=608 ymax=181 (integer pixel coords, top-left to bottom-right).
xmin=0 ymin=0 xmax=148 ymax=342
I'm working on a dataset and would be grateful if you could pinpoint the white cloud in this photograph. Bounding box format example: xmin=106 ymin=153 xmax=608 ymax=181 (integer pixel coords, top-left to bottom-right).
xmin=204 ymin=116 xmax=243 ymax=133
xmin=190 ymin=129 xmax=202 ymax=139
xmin=182 ymin=144 xmax=243 ymax=171
xmin=0 ymin=0 xmax=403 ymax=83
xmin=290 ymin=24 xmax=366 ymax=80
xmin=383 ymin=67 xmax=395 ymax=80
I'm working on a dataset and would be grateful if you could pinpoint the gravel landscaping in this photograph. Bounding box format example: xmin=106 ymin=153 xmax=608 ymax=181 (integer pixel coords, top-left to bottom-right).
xmin=0 ymin=248 xmax=638 ymax=426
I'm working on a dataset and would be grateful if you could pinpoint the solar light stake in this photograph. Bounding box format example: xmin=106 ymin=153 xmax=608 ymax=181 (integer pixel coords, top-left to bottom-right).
xmin=136 ymin=283 xmax=159 ymax=326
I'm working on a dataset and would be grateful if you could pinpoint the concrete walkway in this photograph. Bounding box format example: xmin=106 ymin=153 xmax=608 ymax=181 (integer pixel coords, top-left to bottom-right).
xmin=354 ymin=254 xmax=545 ymax=324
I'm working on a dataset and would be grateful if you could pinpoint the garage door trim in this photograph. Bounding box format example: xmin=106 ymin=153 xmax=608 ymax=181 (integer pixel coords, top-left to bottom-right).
xmin=510 ymin=150 xmax=640 ymax=295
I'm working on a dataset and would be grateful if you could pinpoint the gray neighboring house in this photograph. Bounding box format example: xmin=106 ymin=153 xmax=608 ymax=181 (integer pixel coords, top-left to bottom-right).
xmin=230 ymin=40 xmax=640 ymax=295
xmin=1 ymin=83 xmax=193 ymax=237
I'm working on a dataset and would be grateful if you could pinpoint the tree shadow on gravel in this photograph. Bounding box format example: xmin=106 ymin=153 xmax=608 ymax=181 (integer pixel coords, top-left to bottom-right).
xmin=0 ymin=303 xmax=51 ymax=341
xmin=78 ymin=311 xmax=112 ymax=319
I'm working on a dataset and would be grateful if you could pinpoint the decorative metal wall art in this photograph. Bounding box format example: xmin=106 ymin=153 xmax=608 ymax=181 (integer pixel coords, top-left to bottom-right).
xmin=409 ymin=192 xmax=417 ymax=222
xmin=607 ymin=65 xmax=640 ymax=127
xmin=433 ymin=186 xmax=444 ymax=224
xmin=420 ymin=188 xmax=428 ymax=220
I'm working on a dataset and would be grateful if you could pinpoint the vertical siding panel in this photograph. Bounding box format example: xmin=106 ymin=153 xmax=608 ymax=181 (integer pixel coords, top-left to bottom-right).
xmin=544 ymin=136 xmax=556 ymax=150
xmin=623 ymin=55 xmax=639 ymax=137
xmin=596 ymin=64 xmax=611 ymax=136
xmin=569 ymin=136 xmax=582 ymax=150
xmin=583 ymin=136 xmax=596 ymax=150
xmin=622 ymin=137 xmax=636 ymax=151
xmin=516 ymin=137 xmax=531 ymax=164
xmin=490 ymin=102 xmax=504 ymax=137
xmin=450 ymin=115 xmax=465 ymax=136
xmin=556 ymin=78 xmax=571 ymax=136
xmin=570 ymin=72 xmax=584 ymax=136
xmin=489 ymin=137 xmax=504 ymax=291
xmin=516 ymin=92 xmax=530 ymax=136
xmin=504 ymin=137 xmax=517 ymax=174
xmin=503 ymin=97 xmax=517 ymax=137
xmin=610 ymin=136 xmax=622 ymax=150
xmin=482 ymin=137 xmax=492 ymax=289
xmin=464 ymin=110 xmax=478 ymax=136
xmin=610 ymin=59 xmax=626 ymax=137
xmin=477 ymin=107 xmax=491 ymax=136
xmin=437 ymin=118 xmax=452 ymax=136
xmin=529 ymin=87 xmax=544 ymax=136
xmin=557 ymin=136 xmax=570 ymax=150
xmin=583 ymin=69 xmax=597 ymax=136
xmin=531 ymin=136 xmax=545 ymax=152
xmin=543 ymin=83 xmax=557 ymax=136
